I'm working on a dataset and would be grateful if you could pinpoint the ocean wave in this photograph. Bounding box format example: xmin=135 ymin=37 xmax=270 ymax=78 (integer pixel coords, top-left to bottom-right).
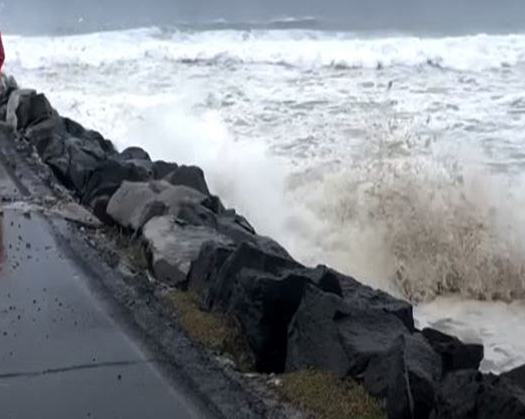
xmin=6 ymin=28 xmax=525 ymax=72
xmin=171 ymin=16 xmax=322 ymax=31
xmin=286 ymin=121 xmax=525 ymax=303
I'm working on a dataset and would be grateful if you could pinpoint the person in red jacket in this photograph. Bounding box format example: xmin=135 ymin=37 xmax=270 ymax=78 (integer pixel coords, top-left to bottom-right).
xmin=0 ymin=32 xmax=4 ymax=71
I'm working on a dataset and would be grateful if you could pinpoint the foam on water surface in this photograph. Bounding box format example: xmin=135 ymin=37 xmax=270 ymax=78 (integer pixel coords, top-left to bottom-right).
xmin=7 ymin=27 xmax=525 ymax=373
xmin=6 ymin=28 xmax=525 ymax=71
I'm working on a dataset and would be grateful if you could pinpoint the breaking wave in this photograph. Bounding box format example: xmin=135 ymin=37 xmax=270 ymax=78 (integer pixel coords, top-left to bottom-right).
xmin=287 ymin=121 xmax=525 ymax=303
xmin=6 ymin=28 xmax=525 ymax=72
xmin=11 ymin=24 xmax=525 ymax=373
xmin=175 ymin=16 xmax=322 ymax=31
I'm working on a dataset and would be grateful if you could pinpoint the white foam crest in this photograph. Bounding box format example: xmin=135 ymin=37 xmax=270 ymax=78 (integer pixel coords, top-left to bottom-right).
xmin=6 ymin=29 xmax=525 ymax=71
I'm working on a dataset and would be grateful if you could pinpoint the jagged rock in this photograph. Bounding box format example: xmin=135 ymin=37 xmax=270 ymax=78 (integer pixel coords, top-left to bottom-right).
xmin=214 ymin=210 xmax=264 ymax=245
xmin=120 ymin=146 xmax=151 ymax=161
xmin=117 ymin=147 xmax=153 ymax=176
xmin=221 ymin=209 xmax=254 ymax=232
xmin=106 ymin=180 xmax=278 ymax=256
xmin=37 ymin=129 xmax=109 ymax=192
xmin=81 ymin=159 xmax=153 ymax=220
xmin=142 ymin=215 xmax=232 ymax=287
xmin=341 ymin=274 xmax=414 ymax=331
xmin=502 ymin=365 xmax=525 ymax=392
xmin=286 ymin=268 xmax=414 ymax=377
xmin=286 ymin=284 xmax=350 ymax=376
xmin=152 ymin=160 xmax=178 ymax=179
xmin=364 ymin=334 xmax=441 ymax=419
xmin=6 ymin=89 xmax=35 ymax=129
xmin=298 ymin=265 xmax=343 ymax=297
xmin=106 ymin=180 xmax=210 ymax=231
xmin=205 ymin=194 xmax=226 ymax=214
xmin=337 ymin=299 xmax=412 ymax=377
xmin=6 ymin=89 xmax=54 ymax=131
xmin=432 ymin=370 xmax=525 ymax=419
xmin=204 ymin=242 xmax=304 ymax=372
xmin=106 ymin=180 xmax=168 ymax=230
xmin=422 ymin=328 xmax=484 ymax=373
xmin=286 ymin=270 xmax=412 ymax=377
xmin=62 ymin=117 xmax=115 ymax=153
xmin=22 ymin=113 xmax=115 ymax=194
xmin=164 ymin=165 xmax=210 ymax=195
xmin=24 ymin=116 xmax=61 ymax=145
xmin=0 ymin=75 xmax=18 ymax=107
xmin=187 ymin=240 xmax=237 ymax=296
xmin=197 ymin=237 xmax=411 ymax=376
xmin=205 ymin=241 xmax=302 ymax=310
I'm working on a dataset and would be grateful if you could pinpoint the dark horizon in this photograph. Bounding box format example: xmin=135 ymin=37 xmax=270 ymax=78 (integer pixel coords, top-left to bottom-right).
xmin=2 ymin=0 xmax=525 ymax=35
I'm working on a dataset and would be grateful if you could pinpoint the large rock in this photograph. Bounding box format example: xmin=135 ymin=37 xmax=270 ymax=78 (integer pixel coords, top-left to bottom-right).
xmin=106 ymin=180 xmax=210 ymax=231
xmin=81 ymin=159 xmax=153 ymax=222
xmin=336 ymin=300 xmax=412 ymax=377
xmin=152 ymin=160 xmax=179 ymax=179
xmin=23 ymin=114 xmax=115 ymax=194
xmin=6 ymin=89 xmax=53 ymax=130
xmin=187 ymin=234 xmax=292 ymax=304
xmin=287 ymin=274 xmax=413 ymax=378
xmin=142 ymin=215 xmax=232 ymax=287
xmin=163 ymin=165 xmax=210 ymax=195
xmin=0 ymin=75 xmax=18 ymax=105
xmin=120 ymin=146 xmax=151 ymax=162
xmin=298 ymin=265 xmax=343 ymax=296
xmin=62 ymin=117 xmax=115 ymax=154
xmin=422 ymin=328 xmax=484 ymax=374
xmin=117 ymin=146 xmax=153 ymax=176
xmin=364 ymin=334 xmax=441 ymax=419
xmin=205 ymin=241 xmax=302 ymax=310
xmin=341 ymin=273 xmax=414 ymax=331
xmin=199 ymin=239 xmax=412 ymax=376
xmin=502 ymin=365 xmax=525 ymax=392
xmin=286 ymin=284 xmax=350 ymax=377
xmin=187 ymin=240 xmax=237 ymax=296
xmin=432 ymin=370 xmax=525 ymax=419
xmin=204 ymin=242 xmax=304 ymax=372
xmin=287 ymin=268 xmax=414 ymax=377
xmin=106 ymin=180 xmax=283 ymax=257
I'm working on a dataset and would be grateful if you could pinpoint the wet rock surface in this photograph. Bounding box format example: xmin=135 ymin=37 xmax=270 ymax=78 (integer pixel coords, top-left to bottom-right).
xmin=143 ymin=215 xmax=233 ymax=287
xmin=432 ymin=370 xmax=525 ymax=419
xmin=0 ymin=207 xmax=211 ymax=419
xmin=2 ymin=78 xmax=525 ymax=419
xmin=502 ymin=364 xmax=525 ymax=392
xmin=422 ymin=327 xmax=484 ymax=374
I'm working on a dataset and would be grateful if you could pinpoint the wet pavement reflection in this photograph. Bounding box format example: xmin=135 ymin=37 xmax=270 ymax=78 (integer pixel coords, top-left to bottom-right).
xmin=0 ymin=209 xmax=204 ymax=419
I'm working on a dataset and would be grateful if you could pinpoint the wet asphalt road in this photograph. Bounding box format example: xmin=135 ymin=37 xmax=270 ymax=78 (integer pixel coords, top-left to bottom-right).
xmin=0 ymin=165 xmax=208 ymax=418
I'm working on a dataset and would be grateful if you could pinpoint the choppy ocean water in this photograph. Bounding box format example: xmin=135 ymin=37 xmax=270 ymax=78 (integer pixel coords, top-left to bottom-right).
xmin=6 ymin=24 xmax=525 ymax=372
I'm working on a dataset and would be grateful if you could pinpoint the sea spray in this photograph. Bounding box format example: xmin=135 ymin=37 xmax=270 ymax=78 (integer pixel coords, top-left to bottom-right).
xmin=287 ymin=119 xmax=525 ymax=302
xmin=10 ymin=26 xmax=525 ymax=372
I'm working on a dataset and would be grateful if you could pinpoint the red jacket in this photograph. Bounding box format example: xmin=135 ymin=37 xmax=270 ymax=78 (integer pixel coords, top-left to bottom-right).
xmin=0 ymin=33 xmax=4 ymax=70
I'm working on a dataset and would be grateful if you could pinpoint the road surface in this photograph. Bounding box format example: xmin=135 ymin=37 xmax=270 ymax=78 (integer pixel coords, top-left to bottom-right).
xmin=0 ymin=148 xmax=212 ymax=418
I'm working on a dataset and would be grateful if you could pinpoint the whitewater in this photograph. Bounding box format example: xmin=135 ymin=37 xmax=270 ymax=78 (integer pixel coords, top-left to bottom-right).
xmin=6 ymin=26 xmax=525 ymax=372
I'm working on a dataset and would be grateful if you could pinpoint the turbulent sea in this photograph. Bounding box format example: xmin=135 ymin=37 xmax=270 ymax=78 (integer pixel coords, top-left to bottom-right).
xmin=7 ymin=22 xmax=525 ymax=372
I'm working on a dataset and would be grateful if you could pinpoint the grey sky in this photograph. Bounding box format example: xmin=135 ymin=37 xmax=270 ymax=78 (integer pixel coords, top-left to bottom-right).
xmin=2 ymin=0 xmax=525 ymax=34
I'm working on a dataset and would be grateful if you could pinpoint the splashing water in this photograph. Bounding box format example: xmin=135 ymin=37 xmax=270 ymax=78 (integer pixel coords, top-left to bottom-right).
xmin=7 ymin=26 xmax=525 ymax=371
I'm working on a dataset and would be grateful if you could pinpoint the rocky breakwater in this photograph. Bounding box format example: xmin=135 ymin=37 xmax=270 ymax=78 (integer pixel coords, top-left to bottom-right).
xmin=2 ymin=82 xmax=525 ymax=419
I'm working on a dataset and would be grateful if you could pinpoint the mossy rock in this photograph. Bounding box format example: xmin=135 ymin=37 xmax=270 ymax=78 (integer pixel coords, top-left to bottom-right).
xmin=276 ymin=370 xmax=385 ymax=419
xmin=165 ymin=290 xmax=255 ymax=371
